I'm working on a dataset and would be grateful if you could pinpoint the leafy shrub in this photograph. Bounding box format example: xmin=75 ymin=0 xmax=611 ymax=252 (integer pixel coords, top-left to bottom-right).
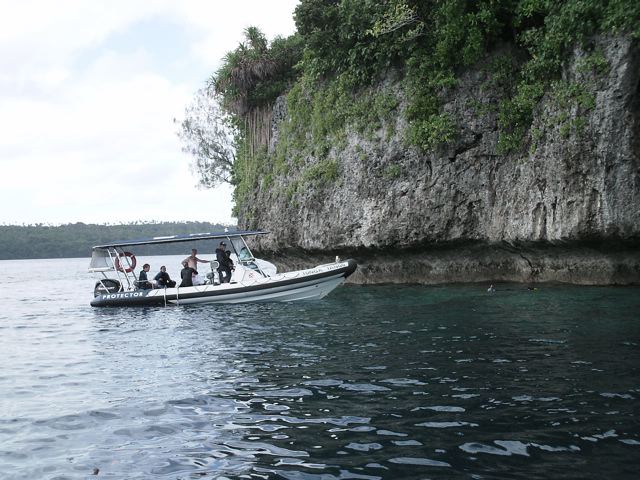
xmin=384 ymin=164 xmax=402 ymax=179
xmin=302 ymin=159 xmax=339 ymax=184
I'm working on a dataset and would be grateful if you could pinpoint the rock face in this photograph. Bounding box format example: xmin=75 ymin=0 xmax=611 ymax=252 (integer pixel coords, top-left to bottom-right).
xmin=240 ymin=36 xmax=640 ymax=285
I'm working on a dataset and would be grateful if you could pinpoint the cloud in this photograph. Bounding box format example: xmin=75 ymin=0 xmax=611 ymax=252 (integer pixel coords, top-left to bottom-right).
xmin=0 ymin=0 xmax=299 ymax=225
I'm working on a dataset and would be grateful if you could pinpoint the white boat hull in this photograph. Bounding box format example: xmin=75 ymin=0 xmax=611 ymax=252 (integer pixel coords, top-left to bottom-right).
xmin=172 ymin=275 xmax=345 ymax=305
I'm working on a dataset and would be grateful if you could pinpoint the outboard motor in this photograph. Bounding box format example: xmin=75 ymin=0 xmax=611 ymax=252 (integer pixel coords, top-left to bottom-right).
xmin=94 ymin=279 xmax=121 ymax=296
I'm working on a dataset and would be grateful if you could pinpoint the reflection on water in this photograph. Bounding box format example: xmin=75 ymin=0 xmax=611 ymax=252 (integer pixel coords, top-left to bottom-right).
xmin=0 ymin=257 xmax=639 ymax=479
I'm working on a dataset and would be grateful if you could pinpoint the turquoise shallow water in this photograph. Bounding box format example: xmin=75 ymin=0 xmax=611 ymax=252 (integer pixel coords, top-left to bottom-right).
xmin=0 ymin=257 xmax=639 ymax=479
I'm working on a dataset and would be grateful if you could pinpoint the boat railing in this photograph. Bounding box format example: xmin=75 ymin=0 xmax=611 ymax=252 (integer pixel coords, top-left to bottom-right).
xmin=108 ymin=247 xmax=136 ymax=291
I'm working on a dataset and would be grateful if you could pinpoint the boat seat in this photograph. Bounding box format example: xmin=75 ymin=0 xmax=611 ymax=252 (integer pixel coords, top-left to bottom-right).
xmin=133 ymin=280 xmax=152 ymax=290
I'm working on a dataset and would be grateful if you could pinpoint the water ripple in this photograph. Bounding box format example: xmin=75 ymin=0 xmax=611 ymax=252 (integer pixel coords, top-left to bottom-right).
xmin=1 ymin=261 xmax=639 ymax=479
xmin=388 ymin=457 xmax=451 ymax=467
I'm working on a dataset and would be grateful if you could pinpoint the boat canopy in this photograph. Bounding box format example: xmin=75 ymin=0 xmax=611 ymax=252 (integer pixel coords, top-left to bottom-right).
xmin=89 ymin=248 xmax=115 ymax=272
xmin=92 ymin=230 xmax=268 ymax=250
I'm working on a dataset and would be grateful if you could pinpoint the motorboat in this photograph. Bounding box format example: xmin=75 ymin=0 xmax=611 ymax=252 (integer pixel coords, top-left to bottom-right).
xmin=89 ymin=230 xmax=357 ymax=307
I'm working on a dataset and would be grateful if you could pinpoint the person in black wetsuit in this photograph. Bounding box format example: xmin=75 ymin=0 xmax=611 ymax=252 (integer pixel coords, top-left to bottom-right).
xmin=225 ymin=250 xmax=235 ymax=273
xmin=138 ymin=263 xmax=153 ymax=289
xmin=179 ymin=261 xmax=197 ymax=287
xmin=154 ymin=265 xmax=176 ymax=288
xmin=215 ymin=241 xmax=232 ymax=283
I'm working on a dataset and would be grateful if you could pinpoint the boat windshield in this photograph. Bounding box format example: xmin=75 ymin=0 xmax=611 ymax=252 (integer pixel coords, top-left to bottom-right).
xmin=229 ymin=236 xmax=254 ymax=262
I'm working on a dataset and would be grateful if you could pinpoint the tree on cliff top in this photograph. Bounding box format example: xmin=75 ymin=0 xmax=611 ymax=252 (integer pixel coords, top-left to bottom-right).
xmin=210 ymin=28 xmax=303 ymax=159
xmin=178 ymin=27 xmax=303 ymax=190
xmin=212 ymin=27 xmax=303 ymax=116
xmin=176 ymin=87 xmax=236 ymax=187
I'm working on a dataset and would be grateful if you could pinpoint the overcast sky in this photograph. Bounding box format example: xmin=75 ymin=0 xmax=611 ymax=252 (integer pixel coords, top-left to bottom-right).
xmin=0 ymin=0 xmax=299 ymax=226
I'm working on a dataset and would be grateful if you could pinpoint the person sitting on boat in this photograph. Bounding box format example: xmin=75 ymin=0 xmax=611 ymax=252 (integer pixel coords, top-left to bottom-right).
xmin=179 ymin=261 xmax=197 ymax=288
xmin=215 ymin=241 xmax=232 ymax=283
xmin=137 ymin=263 xmax=153 ymax=289
xmin=154 ymin=265 xmax=176 ymax=288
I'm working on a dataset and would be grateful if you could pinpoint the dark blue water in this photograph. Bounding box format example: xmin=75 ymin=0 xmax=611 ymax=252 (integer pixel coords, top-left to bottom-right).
xmin=1 ymin=257 xmax=639 ymax=479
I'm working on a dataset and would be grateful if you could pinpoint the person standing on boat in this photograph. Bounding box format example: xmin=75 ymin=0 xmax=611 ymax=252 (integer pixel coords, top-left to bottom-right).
xmin=183 ymin=248 xmax=210 ymax=270
xmin=183 ymin=248 xmax=209 ymax=285
xmin=138 ymin=264 xmax=153 ymax=289
xmin=225 ymin=250 xmax=235 ymax=273
xmin=215 ymin=241 xmax=232 ymax=283
xmin=154 ymin=265 xmax=176 ymax=288
xmin=179 ymin=261 xmax=197 ymax=288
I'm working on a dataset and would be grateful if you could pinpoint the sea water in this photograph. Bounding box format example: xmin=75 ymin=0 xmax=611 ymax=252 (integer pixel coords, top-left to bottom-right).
xmin=0 ymin=257 xmax=638 ymax=479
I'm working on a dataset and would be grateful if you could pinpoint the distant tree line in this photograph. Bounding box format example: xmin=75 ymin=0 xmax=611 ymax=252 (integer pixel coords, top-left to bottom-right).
xmin=0 ymin=222 xmax=230 ymax=259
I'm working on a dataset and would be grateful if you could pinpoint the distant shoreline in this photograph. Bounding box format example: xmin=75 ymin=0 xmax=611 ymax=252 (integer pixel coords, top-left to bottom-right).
xmin=0 ymin=221 xmax=230 ymax=260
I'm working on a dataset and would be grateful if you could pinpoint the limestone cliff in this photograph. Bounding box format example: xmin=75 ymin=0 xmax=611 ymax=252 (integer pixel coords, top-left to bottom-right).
xmin=240 ymin=36 xmax=640 ymax=285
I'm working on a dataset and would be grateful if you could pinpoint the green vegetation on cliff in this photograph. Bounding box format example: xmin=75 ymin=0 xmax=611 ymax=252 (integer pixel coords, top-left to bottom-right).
xmin=180 ymin=0 xmax=639 ymax=215
xmin=0 ymin=222 xmax=227 ymax=260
